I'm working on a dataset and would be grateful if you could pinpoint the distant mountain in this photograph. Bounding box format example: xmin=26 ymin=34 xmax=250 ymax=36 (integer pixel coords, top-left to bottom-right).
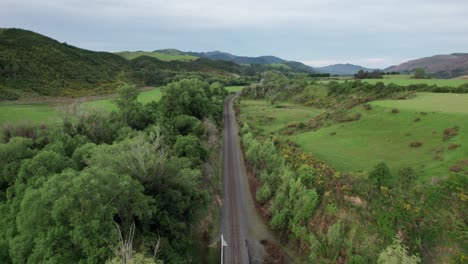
xmin=315 ymin=63 xmax=375 ymax=75
xmin=185 ymin=50 xmax=315 ymax=72
xmin=386 ymin=53 xmax=468 ymax=78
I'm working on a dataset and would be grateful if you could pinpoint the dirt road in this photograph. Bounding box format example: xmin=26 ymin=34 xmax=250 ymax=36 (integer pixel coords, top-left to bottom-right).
xmin=221 ymin=95 xmax=273 ymax=264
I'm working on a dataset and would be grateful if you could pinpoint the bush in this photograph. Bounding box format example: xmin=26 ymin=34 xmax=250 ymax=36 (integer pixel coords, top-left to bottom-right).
xmin=378 ymin=235 xmax=421 ymax=264
xmin=256 ymin=184 xmax=272 ymax=203
xmin=443 ymin=127 xmax=458 ymax=140
xmin=409 ymin=141 xmax=422 ymax=148
xmin=449 ymin=165 xmax=463 ymax=172
xmin=363 ymin=104 xmax=372 ymax=110
xmin=448 ymin=143 xmax=460 ymax=150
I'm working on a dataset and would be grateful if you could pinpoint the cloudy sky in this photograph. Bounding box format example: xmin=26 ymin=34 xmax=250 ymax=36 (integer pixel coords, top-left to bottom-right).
xmin=1 ymin=0 xmax=467 ymax=68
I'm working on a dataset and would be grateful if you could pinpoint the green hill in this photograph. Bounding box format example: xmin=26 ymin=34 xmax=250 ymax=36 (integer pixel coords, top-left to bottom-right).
xmin=116 ymin=50 xmax=197 ymax=61
xmin=0 ymin=28 xmax=132 ymax=97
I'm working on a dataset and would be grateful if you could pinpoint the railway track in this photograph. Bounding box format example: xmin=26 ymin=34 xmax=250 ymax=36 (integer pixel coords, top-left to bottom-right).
xmin=224 ymin=96 xmax=243 ymax=263
xmin=222 ymin=94 xmax=274 ymax=264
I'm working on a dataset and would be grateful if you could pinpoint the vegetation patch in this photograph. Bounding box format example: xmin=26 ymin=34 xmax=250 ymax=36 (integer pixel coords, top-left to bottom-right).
xmin=408 ymin=141 xmax=423 ymax=148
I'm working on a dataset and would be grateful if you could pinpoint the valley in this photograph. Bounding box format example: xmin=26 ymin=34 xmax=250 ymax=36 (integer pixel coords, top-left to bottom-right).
xmin=0 ymin=22 xmax=467 ymax=264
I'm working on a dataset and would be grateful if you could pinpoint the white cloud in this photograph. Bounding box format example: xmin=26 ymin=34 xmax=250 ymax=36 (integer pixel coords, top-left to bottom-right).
xmin=2 ymin=0 xmax=468 ymax=32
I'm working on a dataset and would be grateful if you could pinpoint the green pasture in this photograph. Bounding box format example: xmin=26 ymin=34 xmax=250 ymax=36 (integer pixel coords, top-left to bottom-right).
xmin=226 ymin=86 xmax=245 ymax=93
xmin=291 ymin=93 xmax=467 ymax=180
xmin=239 ymin=99 xmax=322 ymax=135
xmin=0 ymin=88 xmax=162 ymax=125
xmin=239 ymin=93 xmax=468 ymax=180
xmin=362 ymin=78 xmax=468 ymax=87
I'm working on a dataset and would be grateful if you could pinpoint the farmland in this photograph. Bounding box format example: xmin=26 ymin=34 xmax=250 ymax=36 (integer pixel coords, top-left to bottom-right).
xmin=239 ymin=92 xmax=468 ymax=180
xmin=362 ymin=77 xmax=468 ymax=87
xmin=0 ymin=88 xmax=162 ymax=125
xmin=239 ymin=99 xmax=322 ymax=134
xmin=292 ymin=93 xmax=467 ymax=180
xmin=0 ymin=86 xmax=244 ymax=125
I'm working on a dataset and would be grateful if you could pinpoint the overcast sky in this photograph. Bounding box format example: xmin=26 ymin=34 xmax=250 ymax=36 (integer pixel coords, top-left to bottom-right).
xmin=1 ymin=0 xmax=467 ymax=68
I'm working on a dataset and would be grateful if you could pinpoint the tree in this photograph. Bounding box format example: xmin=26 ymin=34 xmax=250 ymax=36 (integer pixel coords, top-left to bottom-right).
xmin=114 ymin=85 xmax=151 ymax=129
xmin=10 ymin=168 xmax=153 ymax=263
xmin=397 ymin=167 xmax=417 ymax=190
xmin=173 ymin=135 xmax=208 ymax=164
xmin=159 ymin=79 xmax=212 ymax=119
xmin=413 ymin=68 xmax=426 ymax=79
xmin=369 ymin=162 xmax=392 ymax=188
xmin=378 ymin=235 xmax=420 ymax=264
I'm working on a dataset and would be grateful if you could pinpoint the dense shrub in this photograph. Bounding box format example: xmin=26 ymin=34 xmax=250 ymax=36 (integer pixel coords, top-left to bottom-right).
xmin=443 ymin=127 xmax=458 ymax=140
xmin=408 ymin=141 xmax=422 ymax=148
xmin=448 ymin=143 xmax=460 ymax=150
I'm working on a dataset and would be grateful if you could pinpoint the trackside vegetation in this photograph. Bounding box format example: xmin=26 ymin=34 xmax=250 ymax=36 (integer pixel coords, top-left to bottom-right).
xmin=237 ymin=71 xmax=467 ymax=263
xmin=0 ymin=79 xmax=228 ymax=263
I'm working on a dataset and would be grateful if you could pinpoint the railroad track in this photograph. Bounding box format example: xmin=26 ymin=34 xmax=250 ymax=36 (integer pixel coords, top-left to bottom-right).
xmin=224 ymin=96 xmax=243 ymax=263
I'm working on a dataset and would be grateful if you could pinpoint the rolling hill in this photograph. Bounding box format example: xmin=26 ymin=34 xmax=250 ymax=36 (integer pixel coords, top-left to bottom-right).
xmin=315 ymin=63 xmax=375 ymax=75
xmin=386 ymin=53 xmax=468 ymax=78
xmin=0 ymin=29 xmax=247 ymax=99
xmin=0 ymin=28 xmax=132 ymax=97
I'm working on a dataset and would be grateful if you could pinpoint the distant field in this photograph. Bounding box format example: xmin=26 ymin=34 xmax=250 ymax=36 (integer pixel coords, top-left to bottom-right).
xmin=84 ymin=88 xmax=162 ymax=111
xmin=372 ymin=93 xmax=468 ymax=114
xmin=0 ymin=88 xmax=162 ymax=125
xmin=239 ymin=93 xmax=468 ymax=180
xmin=382 ymin=74 xmax=413 ymax=79
xmin=0 ymin=104 xmax=63 ymax=125
xmin=226 ymin=86 xmax=245 ymax=93
xmin=116 ymin=51 xmax=197 ymax=61
xmin=362 ymin=78 xmax=468 ymax=87
xmin=239 ymin=99 xmax=322 ymax=135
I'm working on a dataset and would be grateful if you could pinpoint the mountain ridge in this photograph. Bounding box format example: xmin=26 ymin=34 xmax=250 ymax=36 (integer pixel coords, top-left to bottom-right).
xmin=315 ymin=63 xmax=376 ymax=75
xmin=386 ymin=53 xmax=468 ymax=78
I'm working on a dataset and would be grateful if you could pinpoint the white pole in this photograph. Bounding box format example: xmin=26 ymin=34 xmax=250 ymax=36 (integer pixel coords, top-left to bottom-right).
xmin=221 ymin=234 xmax=228 ymax=264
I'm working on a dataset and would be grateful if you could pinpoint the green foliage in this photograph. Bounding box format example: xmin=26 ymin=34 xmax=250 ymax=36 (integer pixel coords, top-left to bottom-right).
xmin=0 ymin=78 xmax=226 ymax=263
xmin=378 ymin=236 xmax=421 ymax=264
xmin=327 ymin=220 xmax=344 ymax=258
xmin=397 ymin=167 xmax=417 ymax=190
xmin=368 ymin=162 xmax=392 ymax=188
xmin=256 ymin=183 xmax=272 ymax=203
xmin=10 ymin=168 xmax=152 ymax=263
xmin=413 ymin=68 xmax=427 ymax=79
xmin=159 ymin=79 xmax=214 ymax=119
xmin=174 ymin=135 xmax=208 ymax=165
xmin=0 ymin=28 xmax=131 ymax=96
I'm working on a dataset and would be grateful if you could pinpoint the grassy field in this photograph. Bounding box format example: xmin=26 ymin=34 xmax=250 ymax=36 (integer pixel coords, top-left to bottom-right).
xmin=362 ymin=78 xmax=468 ymax=87
xmin=239 ymin=99 xmax=322 ymax=135
xmin=239 ymin=93 xmax=468 ymax=180
xmin=226 ymin=86 xmax=245 ymax=93
xmin=0 ymin=88 xmax=163 ymax=125
xmin=372 ymin=92 xmax=468 ymax=114
xmin=84 ymin=88 xmax=162 ymax=111
xmin=116 ymin=51 xmax=197 ymax=61
xmin=1 ymin=86 xmax=241 ymax=125
xmin=382 ymin=74 xmax=413 ymax=79
xmin=0 ymin=104 xmax=64 ymax=125
xmin=291 ymin=93 xmax=468 ymax=180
